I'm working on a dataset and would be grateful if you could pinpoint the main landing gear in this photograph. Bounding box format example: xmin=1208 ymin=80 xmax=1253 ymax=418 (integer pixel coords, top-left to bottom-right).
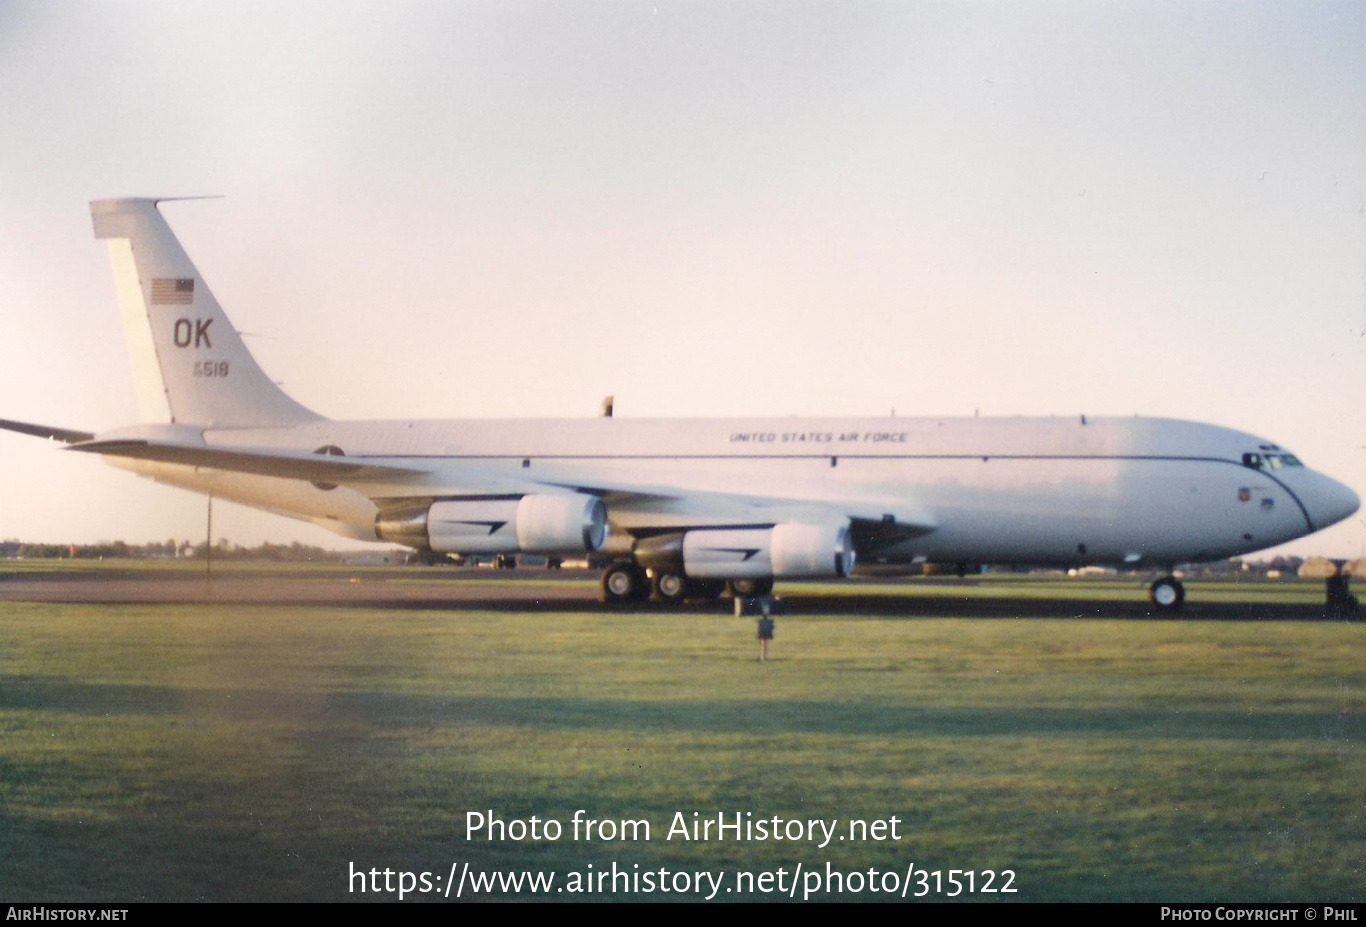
xmin=1149 ymin=575 xmax=1185 ymax=612
xmin=650 ymin=571 xmax=726 ymax=604
xmin=728 ymin=577 xmax=774 ymax=597
xmin=598 ymin=562 xmax=744 ymax=605
xmin=600 ymin=562 xmax=649 ymax=603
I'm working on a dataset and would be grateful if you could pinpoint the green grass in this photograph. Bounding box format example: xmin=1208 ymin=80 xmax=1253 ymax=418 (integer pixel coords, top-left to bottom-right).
xmin=0 ymin=596 xmax=1362 ymax=901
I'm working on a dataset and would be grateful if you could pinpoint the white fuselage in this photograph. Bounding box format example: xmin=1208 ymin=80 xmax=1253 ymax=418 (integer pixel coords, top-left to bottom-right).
xmin=109 ymin=413 xmax=1356 ymax=569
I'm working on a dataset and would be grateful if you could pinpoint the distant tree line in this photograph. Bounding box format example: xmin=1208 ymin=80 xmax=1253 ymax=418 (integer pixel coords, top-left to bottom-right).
xmin=1198 ymin=556 xmax=1306 ymax=576
xmin=0 ymin=539 xmax=351 ymax=562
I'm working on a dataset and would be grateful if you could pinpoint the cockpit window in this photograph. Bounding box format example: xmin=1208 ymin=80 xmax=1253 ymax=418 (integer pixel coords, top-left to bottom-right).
xmin=1243 ymin=452 xmax=1303 ymax=470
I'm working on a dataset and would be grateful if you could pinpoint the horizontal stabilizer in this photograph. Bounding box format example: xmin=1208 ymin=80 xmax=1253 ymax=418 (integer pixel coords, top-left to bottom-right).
xmin=68 ymin=438 xmax=427 ymax=483
xmin=0 ymin=418 xmax=96 ymax=444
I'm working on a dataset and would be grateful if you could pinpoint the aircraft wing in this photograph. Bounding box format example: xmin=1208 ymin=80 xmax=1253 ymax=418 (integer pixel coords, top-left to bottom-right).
xmin=9 ymin=416 xmax=937 ymax=548
xmin=66 ymin=437 xmax=429 ymax=483
xmin=534 ymin=476 xmax=938 ymax=545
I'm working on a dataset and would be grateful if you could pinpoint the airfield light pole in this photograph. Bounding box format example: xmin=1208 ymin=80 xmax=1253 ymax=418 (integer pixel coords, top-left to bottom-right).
xmin=206 ymin=493 xmax=213 ymax=597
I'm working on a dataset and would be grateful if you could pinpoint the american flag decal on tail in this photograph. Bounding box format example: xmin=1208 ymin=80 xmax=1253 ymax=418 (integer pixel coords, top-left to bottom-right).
xmin=150 ymin=278 xmax=194 ymax=304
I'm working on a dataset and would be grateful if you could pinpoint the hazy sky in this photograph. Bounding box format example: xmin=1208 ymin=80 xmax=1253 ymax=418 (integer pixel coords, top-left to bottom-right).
xmin=1 ymin=1 xmax=1362 ymax=558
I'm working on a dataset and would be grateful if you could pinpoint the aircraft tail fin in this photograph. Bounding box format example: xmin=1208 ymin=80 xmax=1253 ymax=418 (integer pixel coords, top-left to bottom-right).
xmin=90 ymin=198 xmax=320 ymax=427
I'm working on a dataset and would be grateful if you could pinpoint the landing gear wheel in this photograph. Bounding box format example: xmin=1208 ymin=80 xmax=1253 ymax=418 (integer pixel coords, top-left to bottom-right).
xmin=652 ymin=571 xmax=688 ymax=603
xmin=728 ymin=577 xmax=774 ymax=597
xmin=601 ymin=562 xmax=649 ymax=603
xmin=1149 ymin=576 xmax=1185 ymax=612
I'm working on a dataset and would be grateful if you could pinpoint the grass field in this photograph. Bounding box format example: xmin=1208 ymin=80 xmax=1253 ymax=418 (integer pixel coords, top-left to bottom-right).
xmin=0 ymin=574 xmax=1361 ymax=901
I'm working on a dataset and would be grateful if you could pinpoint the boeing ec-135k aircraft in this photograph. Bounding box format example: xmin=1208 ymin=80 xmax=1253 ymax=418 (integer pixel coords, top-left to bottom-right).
xmin=1 ymin=198 xmax=1359 ymax=609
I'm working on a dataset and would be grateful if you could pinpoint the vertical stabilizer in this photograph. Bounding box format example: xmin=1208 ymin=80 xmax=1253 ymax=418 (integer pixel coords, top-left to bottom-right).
xmin=90 ymin=198 xmax=320 ymax=427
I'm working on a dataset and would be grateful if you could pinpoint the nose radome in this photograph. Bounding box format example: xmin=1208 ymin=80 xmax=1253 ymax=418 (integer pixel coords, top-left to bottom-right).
xmin=1305 ymin=473 xmax=1360 ymax=531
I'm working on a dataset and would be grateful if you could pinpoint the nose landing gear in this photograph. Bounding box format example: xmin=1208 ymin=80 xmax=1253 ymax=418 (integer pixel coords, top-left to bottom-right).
xmin=1149 ymin=575 xmax=1185 ymax=611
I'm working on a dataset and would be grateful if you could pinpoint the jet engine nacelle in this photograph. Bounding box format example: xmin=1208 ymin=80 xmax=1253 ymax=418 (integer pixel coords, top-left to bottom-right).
xmin=681 ymin=522 xmax=855 ymax=580
xmin=376 ymin=494 xmax=607 ymax=554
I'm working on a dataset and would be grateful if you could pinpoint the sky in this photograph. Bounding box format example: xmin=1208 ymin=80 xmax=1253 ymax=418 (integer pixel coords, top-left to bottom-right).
xmin=0 ymin=1 xmax=1363 ymax=559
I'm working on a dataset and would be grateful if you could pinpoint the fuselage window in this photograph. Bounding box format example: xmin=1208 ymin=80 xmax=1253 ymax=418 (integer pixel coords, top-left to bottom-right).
xmin=1264 ymin=453 xmax=1304 ymax=470
xmin=1242 ymin=452 xmax=1305 ymax=470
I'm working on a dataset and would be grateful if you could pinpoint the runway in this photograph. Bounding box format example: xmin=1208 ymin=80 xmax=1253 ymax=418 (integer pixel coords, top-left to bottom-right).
xmin=0 ymin=563 xmax=1346 ymax=620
